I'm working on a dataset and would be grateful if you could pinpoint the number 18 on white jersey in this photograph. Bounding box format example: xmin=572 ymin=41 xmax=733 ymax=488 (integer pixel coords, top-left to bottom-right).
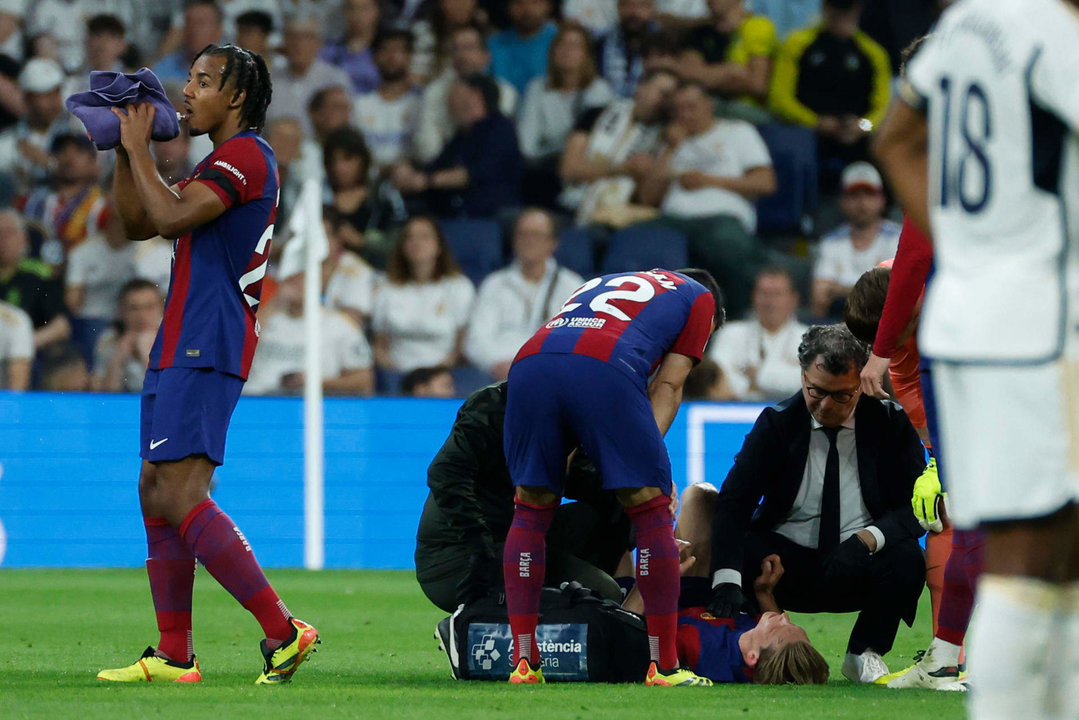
xmin=904 ymin=0 xmax=1079 ymax=363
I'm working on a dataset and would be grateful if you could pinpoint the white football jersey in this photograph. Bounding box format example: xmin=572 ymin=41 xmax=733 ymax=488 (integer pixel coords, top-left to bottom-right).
xmin=906 ymin=0 xmax=1079 ymax=362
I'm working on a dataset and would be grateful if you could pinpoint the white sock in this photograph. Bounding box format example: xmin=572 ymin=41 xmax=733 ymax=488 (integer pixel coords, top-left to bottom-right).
xmin=966 ymin=574 xmax=1062 ymax=720
xmin=925 ymin=635 xmax=961 ymax=669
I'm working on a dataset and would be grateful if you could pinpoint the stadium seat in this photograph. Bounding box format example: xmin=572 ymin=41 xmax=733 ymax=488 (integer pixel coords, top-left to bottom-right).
xmin=554 ymin=227 xmax=595 ymax=278
xmin=755 ymin=123 xmax=819 ymax=236
xmin=599 ymin=225 xmax=689 ymax=274
xmin=439 ymin=219 xmax=505 ymax=287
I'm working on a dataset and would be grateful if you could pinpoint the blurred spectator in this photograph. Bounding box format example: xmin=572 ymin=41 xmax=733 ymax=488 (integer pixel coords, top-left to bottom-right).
xmin=38 ymin=340 xmax=90 ymax=391
xmin=597 ymin=0 xmax=661 ymax=98
xmin=769 ymin=0 xmax=891 ymax=191
xmin=319 ymin=0 xmax=381 ymax=95
xmin=133 ymin=237 xmax=173 ymax=295
xmin=674 ymin=0 xmax=778 ymax=112
xmin=0 ymin=58 xmax=77 ymax=196
xmin=153 ymin=0 xmax=225 ymax=86
xmin=750 ymin=0 xmax=821 ymax=39
xmin=300 ymin=85 xmax=353 ymax=186
xmin=64 ymin=197 xmax=136 ymax=359
xmin=562 ymin=0 xmax=618 ymax=36
xmin=708 ymin=266 xmax=806 ymax=401
xmin=353 ymin=29 xmax=421 ymax=177
xmin=24 ymin=132 xmax=106 ymax=266
xmin=26 ymin=0 xmax=139 ymax=74
xmin=489 ymin=0 xmax=558 ymax=95
xmin=683 ymin=355 xmax=736 ymax=401
xmin=637 ymin=81 xmax=775 ymax=318
xmin=810 ymin=162 xmax=899 ymax=318
xmin=464 ymin=208 xmax=583 ymax=379
xmin=266 ymin=116 xmax=306 ymax=229
xmin=82 ymin=14 xmax=128 ymax=77
xmin=517 ymin=21 xmax=614 ymax=208
xmin=656 ymin=0 xmax=710 ymax=24
xmin=401 ymin=365 xmax=456 ymax=398
xmin=409 ymin=0 xmax=490 ymax=83
xmin=558 ymin=68 xmax=676 ymax=225
xmin=0 ymin=0 xmax=24 ymax=63
xmin=153 ymin=131 xmax=193 ymax=186
xmin=392 ymin=73 xmax=522 ymax=219
xmin=220 ymin=0 xmax=282 ymax=48
xmin=412 ymin=23 xmax=518 ymax=165
xmin=266 ymin=11 xmax=353 ymax=138
xmin=234 ymin=9 xmax=275 ymax=56
xmin=371 ymin=215 xmax=474 ymax=373
xmin=323 ymin=127 xmax=400 ymax=267
xmin=0 ymin=0 xmax=25 ymax=134
xmin=245 ymin=271 xmax=375 ymax=396
xmin=0 ymin=209 xmax=70 ymax=350
xmin=91 ymin=277 xmax=162 ymax=392
xmin=321 ymin=206 xmax=381 ymax=327
xmin=0 ymin=299 xmax=32 ymax=390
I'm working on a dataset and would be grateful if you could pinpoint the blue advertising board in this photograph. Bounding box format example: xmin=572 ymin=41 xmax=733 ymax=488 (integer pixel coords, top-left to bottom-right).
xmin=0 ymin=392 xmax=764 ymax=568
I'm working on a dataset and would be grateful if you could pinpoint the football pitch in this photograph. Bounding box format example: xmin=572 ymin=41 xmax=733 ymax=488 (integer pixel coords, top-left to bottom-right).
xmin=0 ymin=569 xmax=966 ymax=719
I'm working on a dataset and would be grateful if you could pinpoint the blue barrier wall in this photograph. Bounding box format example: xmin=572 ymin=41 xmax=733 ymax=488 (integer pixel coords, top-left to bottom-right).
xmin=0 ymin=392 xmax=766 ymax=569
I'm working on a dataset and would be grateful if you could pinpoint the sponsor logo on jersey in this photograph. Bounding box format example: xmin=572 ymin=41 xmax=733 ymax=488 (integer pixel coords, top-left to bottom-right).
xmin=545 ymin=317 xmax=607 ymax=330
xmin=212 ymin=159 xmax=247 ymax=185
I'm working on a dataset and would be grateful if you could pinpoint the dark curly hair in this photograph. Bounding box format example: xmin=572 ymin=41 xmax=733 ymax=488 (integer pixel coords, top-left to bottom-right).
xmin=192 ymin=43 xmax=273 ymax=132
xmin=797 ymin=324 xmax=870 ymax=375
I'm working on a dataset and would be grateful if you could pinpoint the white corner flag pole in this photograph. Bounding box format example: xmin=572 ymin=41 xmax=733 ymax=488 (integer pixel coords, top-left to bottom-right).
xmin=300 ymin=179 xmax=325 ymax=570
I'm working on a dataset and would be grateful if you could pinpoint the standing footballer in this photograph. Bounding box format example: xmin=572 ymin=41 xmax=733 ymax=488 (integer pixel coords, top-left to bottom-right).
xmin=503 ymin=267 xmax=723 ymax=686
xmin=875 ymin=0 xmax=1079 ymax=717
xmin=96 ymin=45 xmax=319 ymax=685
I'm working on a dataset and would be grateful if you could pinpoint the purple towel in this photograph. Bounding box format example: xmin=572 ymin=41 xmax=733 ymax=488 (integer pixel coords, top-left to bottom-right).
xmin=65 ymin=67 xmax=180 ymax=150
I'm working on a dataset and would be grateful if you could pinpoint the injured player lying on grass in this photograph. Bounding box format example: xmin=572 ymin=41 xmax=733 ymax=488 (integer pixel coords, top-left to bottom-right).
xmin=621 ymin=482 xmax=830 ymax=685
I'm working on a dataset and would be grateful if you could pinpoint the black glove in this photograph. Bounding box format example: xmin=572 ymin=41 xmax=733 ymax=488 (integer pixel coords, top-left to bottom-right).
xmin=705 ymin=582 xmax=746 ymax=618
xmin=455 ymin=545 xmax=499 ymax=607
xmin=823 ymin=535 xmax=872 ymax=582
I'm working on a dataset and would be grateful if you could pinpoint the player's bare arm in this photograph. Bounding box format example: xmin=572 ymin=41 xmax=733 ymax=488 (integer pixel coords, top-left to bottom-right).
xmin=113 ymin=103 xmax=227 ymax=239
xmin=872 ymin=98 xmax=930 ymax=240
xmin=648 ymin=351 xmax=696 ymax=437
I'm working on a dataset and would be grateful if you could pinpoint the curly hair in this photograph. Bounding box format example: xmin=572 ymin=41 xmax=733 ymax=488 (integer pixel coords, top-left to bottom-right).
xmin=797 ymin=324 xmax=870 ymax=374
xmin=193 ymin=44 xmax=273 ymax=132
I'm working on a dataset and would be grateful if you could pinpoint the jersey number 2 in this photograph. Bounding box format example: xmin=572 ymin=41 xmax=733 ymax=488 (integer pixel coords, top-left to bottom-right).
xmin=939 ymin=77 xmax=993 ymax=213
xmin=557 ymin=275 xmax=656 ymax=321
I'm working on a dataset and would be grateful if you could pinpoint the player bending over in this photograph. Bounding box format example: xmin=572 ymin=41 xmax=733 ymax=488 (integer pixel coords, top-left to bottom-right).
xmin=503 ymin=267 xmax=723 ymax=687
xmin=97 ymin=45 xmax=319 ymax=685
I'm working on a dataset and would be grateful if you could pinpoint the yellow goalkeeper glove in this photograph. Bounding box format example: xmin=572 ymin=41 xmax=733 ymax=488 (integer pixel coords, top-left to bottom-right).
xmin=912 ymin=457 xmax=944 ymax=533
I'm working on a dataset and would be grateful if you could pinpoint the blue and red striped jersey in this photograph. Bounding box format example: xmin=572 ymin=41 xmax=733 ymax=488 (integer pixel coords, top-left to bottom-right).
xmin=149 ymin=130 xmax=278 ymax=379
xmin=676 ymin=608 xmax=756 ymax=684
xmin=513 ymin=269 xmax=715 ymax=384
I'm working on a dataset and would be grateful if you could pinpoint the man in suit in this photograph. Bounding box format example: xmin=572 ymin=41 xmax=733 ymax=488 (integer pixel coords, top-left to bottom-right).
xmin=706 ymin=323 xmax=926 ymax=684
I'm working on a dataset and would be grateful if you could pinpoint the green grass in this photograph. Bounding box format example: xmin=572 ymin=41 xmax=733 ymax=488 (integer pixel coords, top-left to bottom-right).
xmin=0 ymin=569 xmax=965 ymax=719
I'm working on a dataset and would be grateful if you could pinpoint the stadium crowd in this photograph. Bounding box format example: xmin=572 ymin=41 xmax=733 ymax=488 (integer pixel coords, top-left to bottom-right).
xmin=0 ymin=0 xmax=944 ymax=397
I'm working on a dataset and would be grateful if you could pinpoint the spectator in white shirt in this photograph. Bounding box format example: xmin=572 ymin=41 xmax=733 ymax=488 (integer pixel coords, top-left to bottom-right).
xmin=638 ymin=80 xmax=776 ymax=319
xmin=0 ymin=298 xmax=32 ymax=390
xmin=411 ymin=23 xmax=517 ymax=165
xmin=321 ymin=207 xmax=381 ymax=328
xmin=517 ymin=20 xmax=615 ymax=208
xmin=265 ymin=11 xmax=353 ymax=138
xmin=810 ymin=161 xmax=900 ymax=318
xmin=708 ymin=266 xmax=806 ymax=401
xmin=244 ymin=271 xmax=376 ymax=396
xmin=353 ymin=28 xmax=421 ymax=177
xmin=92 ymin=278 xmax=163 ymax=392
xmin=64 ymin=199 xmax=136 ymax=346
xmin=465 ymin=208 xmax=584 ymax=379
xmin=372 ymin=215 xmax=475 ymax=373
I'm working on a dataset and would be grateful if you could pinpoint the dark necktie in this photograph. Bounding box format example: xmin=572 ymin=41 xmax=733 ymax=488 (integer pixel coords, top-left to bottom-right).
xmin=818 ymin=426 xmax=841 ymax=556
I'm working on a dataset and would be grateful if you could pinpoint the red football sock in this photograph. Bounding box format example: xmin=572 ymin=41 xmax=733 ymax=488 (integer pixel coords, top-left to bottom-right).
xmin=179 ymin=499 xmax=293 ymax=643
xmin=937 ymin=529 xmax=984 ymax=646
xmin=503 ymin=499 xmax=556 ymax=666
xmin=627 ymin=494 xmax=680 ymax=670
xmin=144 ymin=516 xmax=195 ymax=662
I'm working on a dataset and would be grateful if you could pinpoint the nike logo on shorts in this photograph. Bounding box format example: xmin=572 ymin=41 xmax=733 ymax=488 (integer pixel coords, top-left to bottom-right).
xmin=149 ymin=438 xmax=169 ymax=450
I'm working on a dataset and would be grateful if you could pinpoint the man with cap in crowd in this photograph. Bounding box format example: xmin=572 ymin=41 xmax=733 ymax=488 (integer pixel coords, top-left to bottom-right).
xmin=0 ymin=57 xmax=79 ymax=197
xmin=810 ymin=162 xmax=899 ymax=318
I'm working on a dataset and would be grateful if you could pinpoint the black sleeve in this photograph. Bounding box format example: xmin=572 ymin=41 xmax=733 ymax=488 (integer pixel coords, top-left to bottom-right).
xmin=573 ymin=106 xmax=605 ymax=134
xmin=711 ymin=410 xmax=782 ymax=575
xmin=425 ymin=385 xmax=508 ymax=552
xmin=873 ymin=404 xmax=928 ymax=544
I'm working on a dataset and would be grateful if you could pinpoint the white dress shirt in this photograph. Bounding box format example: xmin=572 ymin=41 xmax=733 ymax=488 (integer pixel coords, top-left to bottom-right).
xmin=708 ymin=316 xmax=806 ymax=401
